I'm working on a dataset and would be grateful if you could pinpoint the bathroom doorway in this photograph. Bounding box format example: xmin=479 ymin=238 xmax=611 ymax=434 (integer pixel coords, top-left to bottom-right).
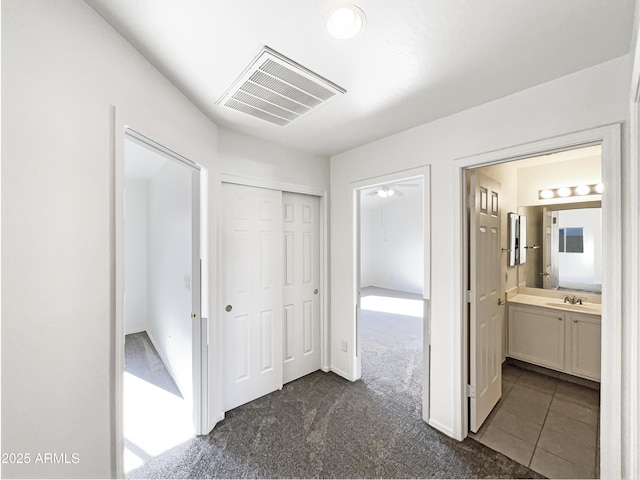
xmin=464 ymin=145 xmax=604 ymax=478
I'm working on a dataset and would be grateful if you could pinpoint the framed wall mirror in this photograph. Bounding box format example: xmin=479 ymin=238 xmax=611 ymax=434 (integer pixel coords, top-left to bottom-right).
xmin=517 ymin=201 xmax=601 ymax=293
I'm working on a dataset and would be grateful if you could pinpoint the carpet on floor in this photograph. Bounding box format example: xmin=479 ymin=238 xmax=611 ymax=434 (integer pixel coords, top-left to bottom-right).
xmin=126 ymin=293 xmax=543 ymax=479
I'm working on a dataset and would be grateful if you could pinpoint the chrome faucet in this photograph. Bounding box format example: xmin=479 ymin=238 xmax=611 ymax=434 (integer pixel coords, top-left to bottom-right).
xmin=563 ymin=296 xmax=586 ymax=305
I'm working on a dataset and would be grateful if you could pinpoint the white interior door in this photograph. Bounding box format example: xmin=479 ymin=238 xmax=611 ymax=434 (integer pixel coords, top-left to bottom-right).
xmin=469 ymin=171 xmax=502 ymax=433
xmin=282 ymin=192 xmax=321 ymax=383
xmin=221 ymin=183 xmax=283 ymax=411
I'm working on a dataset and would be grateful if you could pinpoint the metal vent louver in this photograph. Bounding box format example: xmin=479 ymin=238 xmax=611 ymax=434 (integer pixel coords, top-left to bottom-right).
xmin=216 ymin=46 xmax=345 ymax=126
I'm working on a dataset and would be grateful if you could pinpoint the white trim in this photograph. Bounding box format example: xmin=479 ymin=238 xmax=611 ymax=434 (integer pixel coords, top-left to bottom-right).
xmin=320 ymin=193 xmax=331 ymax=371
xmin=125 ymin=128 xmax=201 ymax=171
xmin=220 ymin=173 xmax=325 ymax=197
xmin=428 ymin=418 xmax=455 ymax=439
xmin=349 ymin=165 xmax=432 ymax=419
xmin=454 ymin=124 xmax=622 ymax=478
xmin=146 ymin=330 xmax=183 ymax=395
xmin=111 ymin=107 xmax=124 ymax=479
xmin=626 ymin=99 xmax=640 ymax=480
xmin=218 ymin=174 xmax=330 ymax=389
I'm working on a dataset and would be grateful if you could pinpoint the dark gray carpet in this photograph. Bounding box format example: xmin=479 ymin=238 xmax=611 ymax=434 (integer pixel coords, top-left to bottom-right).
xmin=126 ymin=297 xmax=543 ymax=479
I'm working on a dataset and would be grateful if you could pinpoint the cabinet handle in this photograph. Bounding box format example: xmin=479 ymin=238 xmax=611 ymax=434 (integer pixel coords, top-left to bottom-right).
xmin=558 ymin=318 xmax=562 ymax=321
xmin=573 ymin=319 xmax=578 ymax=323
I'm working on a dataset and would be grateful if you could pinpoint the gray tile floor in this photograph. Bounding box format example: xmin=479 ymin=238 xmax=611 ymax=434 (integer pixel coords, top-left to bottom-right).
xmin=471 ymin=363 xmax=600 ymax=479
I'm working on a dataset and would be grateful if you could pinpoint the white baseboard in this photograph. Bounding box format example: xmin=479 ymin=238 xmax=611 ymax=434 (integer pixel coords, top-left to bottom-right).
xmin=330 ymin=365 xmax=357 ymax=382
xmin=145 ymin=329 xmax=186 ymax=398
xmin=428 ymin=418 xmax=456 ymax=440
xmin=125 ymin=327 xmax=146 ymax=336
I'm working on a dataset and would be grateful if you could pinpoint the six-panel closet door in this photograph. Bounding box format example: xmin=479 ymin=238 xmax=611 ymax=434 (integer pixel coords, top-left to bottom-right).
xmin=221 ymin=183 xmax=283 ymax=411
xmin=282 ymin=192 xmax=321 ymax=384
xmin=221 ymin=184 xmax=321 ymax=412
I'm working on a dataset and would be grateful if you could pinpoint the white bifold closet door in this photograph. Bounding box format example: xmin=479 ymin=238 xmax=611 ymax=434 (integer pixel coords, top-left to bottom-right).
xmin=221 ymin=184 xmax=321 ymax=412
xmin=282 ymin=192 xmax=321 ymax=384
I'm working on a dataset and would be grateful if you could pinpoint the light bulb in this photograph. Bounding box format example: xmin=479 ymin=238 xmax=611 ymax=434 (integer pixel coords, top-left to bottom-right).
xmin=595 ymin=183 xmax=604 ymax=194
xmin=575 ymin=185 xmax=591 ymax=196
xmin=377 ymin=189 xmax=388 ymax=198
xmin=540 ymin=189 xmax=554 ymax=199
xmin=327 ymin=5 xmax=366 ymax=39
xmin=557 ymin=187 xmax=571 ymax=197
xmin=386 ymin=188 xmax=394 ymax=197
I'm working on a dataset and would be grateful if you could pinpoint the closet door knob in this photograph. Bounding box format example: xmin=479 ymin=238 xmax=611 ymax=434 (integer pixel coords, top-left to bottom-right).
xmin=314 ymin=289 xmax=319 ymax=295
xmin=225 ymin=305 xmax=233 ymax=312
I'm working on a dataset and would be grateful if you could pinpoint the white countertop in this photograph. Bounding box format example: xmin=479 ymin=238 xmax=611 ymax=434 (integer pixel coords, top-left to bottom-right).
xmin=508 ymin=293 xmax=602 ymax=316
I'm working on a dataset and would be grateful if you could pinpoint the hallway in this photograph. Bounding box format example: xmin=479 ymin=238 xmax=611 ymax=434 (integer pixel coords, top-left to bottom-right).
xmin=125 ymin=293 xmax=541 ymax=478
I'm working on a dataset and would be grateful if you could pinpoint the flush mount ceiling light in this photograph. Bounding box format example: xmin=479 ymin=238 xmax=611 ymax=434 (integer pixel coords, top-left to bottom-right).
xmin=327 ymin=5 xmax=366 ymax=39
xmin=538 ymin=183 xmax=603 ymax=200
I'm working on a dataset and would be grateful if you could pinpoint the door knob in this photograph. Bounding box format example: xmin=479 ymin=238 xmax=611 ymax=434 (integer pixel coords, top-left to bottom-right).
xmin=225 ymin=305 xmax=233 ymax=312
xmin=191 ymin=312 xmax=196 ymax=319
xmin=314 ymin=289 xmax=319 ymax=295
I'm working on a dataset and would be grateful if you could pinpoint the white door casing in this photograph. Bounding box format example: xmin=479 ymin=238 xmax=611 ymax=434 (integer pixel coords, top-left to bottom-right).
xmin=190 ymin=168 xmax=205 ymax=431
xmin=221 ymin=183 xmax=283 ymax=411
xmin=282 ymin=193 xmax=321 ymax=383
xmin=469 ymin=171 xmax=502 ymax=433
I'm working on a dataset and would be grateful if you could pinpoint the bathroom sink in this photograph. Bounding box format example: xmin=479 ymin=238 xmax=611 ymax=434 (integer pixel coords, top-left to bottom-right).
xmin=545 ymin=302 xmax=600 ymax=314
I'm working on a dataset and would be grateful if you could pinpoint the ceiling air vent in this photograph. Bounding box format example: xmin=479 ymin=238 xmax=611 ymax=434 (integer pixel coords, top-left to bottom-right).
xmin=216 ymin=46 xmax=346 ymax=126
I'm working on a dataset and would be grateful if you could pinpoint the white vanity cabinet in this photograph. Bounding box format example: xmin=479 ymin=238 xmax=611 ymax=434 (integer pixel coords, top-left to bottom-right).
xmin=507 ymin=305 xmax=565 ymax=370
xmin=507 ymin=303 xmax=601 ymax=381
xmin=569 ymin=313 xmax=601 ymax=381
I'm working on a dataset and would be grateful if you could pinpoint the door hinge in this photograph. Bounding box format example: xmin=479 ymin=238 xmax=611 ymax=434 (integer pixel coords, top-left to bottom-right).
xmin=466 ymin=384 xmax=476 ymax=398
xmin=465 ymin=290 xmax=472 ymax=303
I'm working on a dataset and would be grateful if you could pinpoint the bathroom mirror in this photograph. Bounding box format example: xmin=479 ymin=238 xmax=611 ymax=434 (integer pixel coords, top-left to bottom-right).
xmin=517 ymin=201 xmax=601 ymax=293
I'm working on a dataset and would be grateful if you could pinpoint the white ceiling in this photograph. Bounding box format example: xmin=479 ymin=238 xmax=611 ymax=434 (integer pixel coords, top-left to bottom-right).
xmin=87 ymin=0 xmax=636 ymax=156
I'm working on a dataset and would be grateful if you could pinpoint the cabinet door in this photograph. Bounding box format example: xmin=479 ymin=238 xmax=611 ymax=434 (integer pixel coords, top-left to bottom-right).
xmin=570 ymin=314 xmax=601 ymax=381
xmin=507 ymin=306 xmax=565 ymax=370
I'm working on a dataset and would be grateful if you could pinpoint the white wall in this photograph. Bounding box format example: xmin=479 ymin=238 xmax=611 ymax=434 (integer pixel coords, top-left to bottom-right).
xmin=330 ymin=54 xmax=631 ymax=445
xmin=1 ymin=1 xmax=329 ymax=478
xmin=146 ymin=159 xmax=193 ymax=399
xmin=360 ymin=189 xmax=423 ymax=295
xmin=124 ymin=179 xmax=148 ymax=334
xmin=517 ymin=155 xmax=601 ymax=206
xmin=557 ymin=208 xmax=602 ymax=285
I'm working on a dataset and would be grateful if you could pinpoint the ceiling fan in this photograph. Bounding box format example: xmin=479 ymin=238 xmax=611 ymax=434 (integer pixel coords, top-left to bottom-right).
xmin=366 ymin=182 xmax=420 ymax=198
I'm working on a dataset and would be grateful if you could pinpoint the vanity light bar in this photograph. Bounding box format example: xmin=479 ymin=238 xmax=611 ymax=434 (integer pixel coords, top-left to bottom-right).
xmin=539 ymin=183 xmax=603 ymax=200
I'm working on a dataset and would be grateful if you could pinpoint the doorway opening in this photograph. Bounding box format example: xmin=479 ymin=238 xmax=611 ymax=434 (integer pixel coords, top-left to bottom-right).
xmin=464 ymin=145 xmax=603 ymax=479
xmin=356 ymin=174 xmax=427 ymax=416
xmin=122 ymin=130 xmax=203 ymax=475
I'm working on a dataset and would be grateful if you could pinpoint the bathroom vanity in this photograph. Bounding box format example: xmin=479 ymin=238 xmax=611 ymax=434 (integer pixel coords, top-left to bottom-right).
xmin=506 ymin=292 xmax=601 ymax=381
